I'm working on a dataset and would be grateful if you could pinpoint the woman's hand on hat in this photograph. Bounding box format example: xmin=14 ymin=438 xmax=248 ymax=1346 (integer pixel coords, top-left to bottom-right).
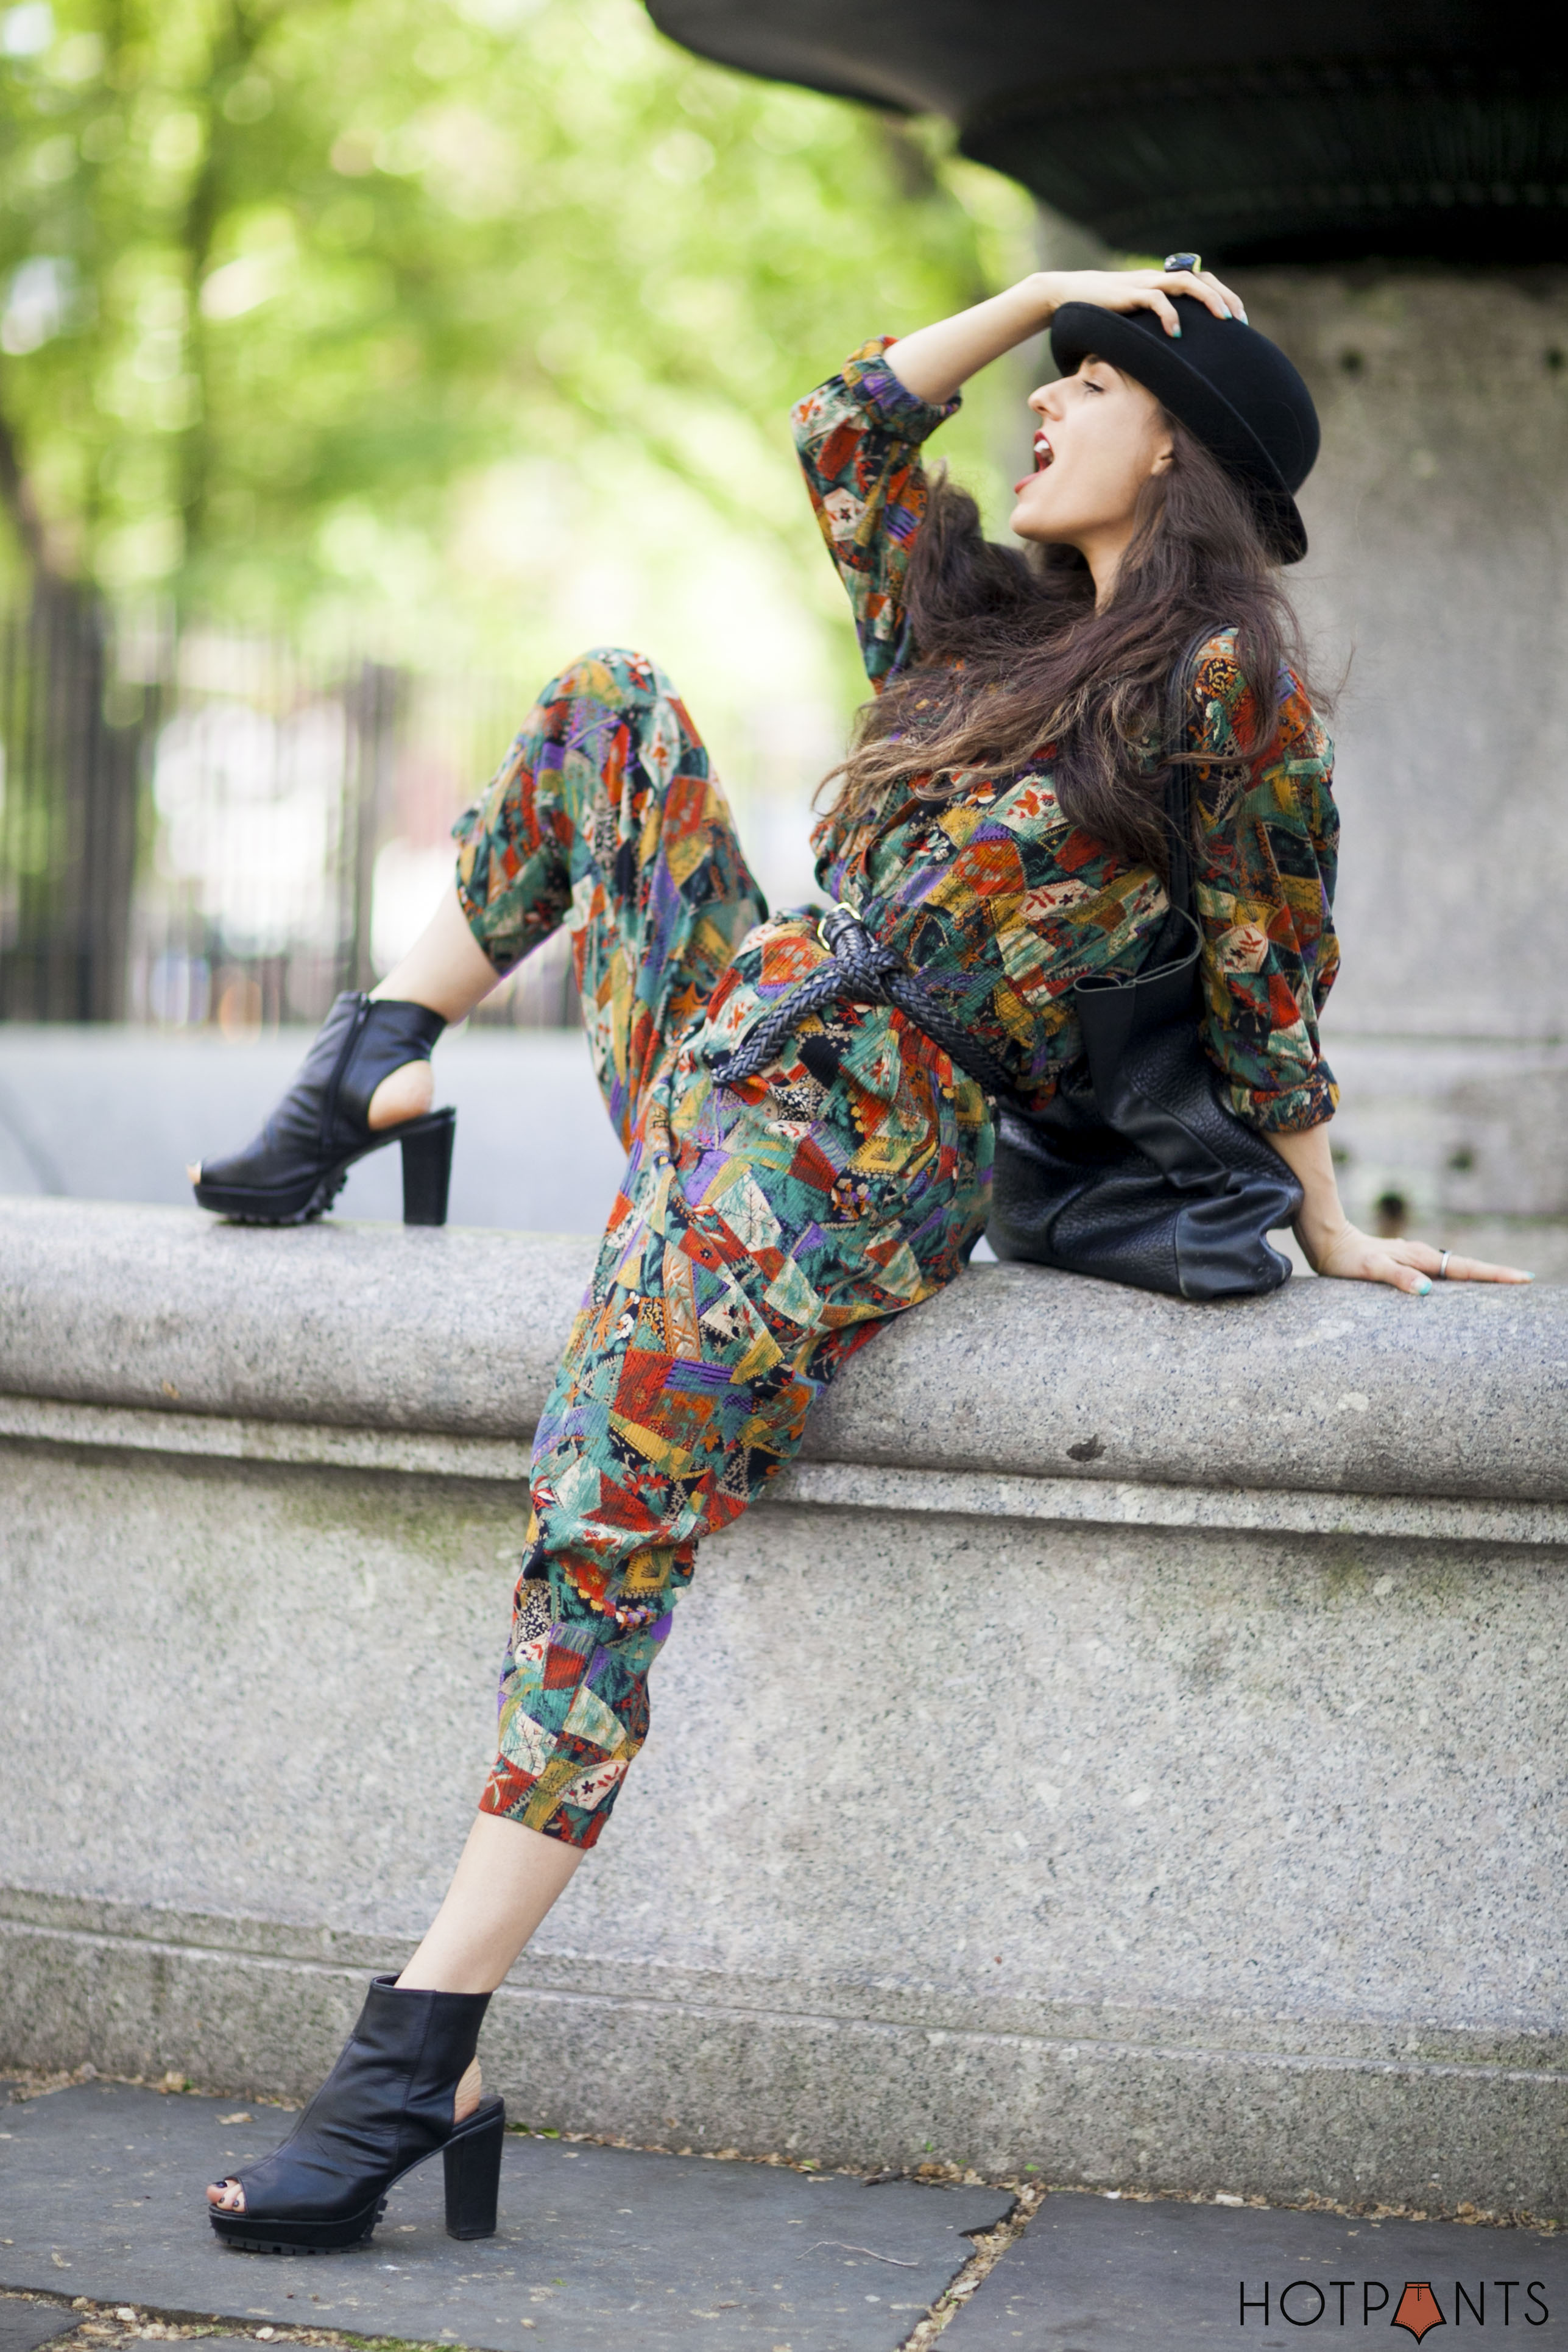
xmin=885 ymin=264 xmax=1248 ymax=409
xmin=1038 ymin=266 xmax=1248 ymax=336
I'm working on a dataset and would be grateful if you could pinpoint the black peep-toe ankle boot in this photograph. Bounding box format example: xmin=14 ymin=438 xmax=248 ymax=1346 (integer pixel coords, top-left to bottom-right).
xmin=208 ymin=1975 xmax=504 ymax=2253
xmin=192 ymin=992 xmax=454 ymax=1225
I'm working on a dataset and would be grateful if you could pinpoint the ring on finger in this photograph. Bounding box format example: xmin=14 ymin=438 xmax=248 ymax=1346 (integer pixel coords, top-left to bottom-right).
xmin=1163 ymin=250 xmax=1202 ymax=274
xmin=1436 ymin=1249 xmax=1452 ymax=1279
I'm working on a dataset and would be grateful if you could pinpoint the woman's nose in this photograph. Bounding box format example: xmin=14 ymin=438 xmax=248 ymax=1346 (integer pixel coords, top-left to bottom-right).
xmin=1028 ymin=383 xmax=1063 ymax=421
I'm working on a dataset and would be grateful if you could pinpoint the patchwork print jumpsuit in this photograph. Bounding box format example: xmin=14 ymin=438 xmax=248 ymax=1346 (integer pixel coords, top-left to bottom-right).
xmin=454 ymin=339 xmax=1343 ymax=1851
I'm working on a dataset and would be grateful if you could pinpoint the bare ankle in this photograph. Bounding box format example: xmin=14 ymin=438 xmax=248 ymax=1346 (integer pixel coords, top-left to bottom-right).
xmin=367 ymin=1059 xmax=436 ymax=1130
xmin=454 ymin=2057 xmax=482 ymax=2124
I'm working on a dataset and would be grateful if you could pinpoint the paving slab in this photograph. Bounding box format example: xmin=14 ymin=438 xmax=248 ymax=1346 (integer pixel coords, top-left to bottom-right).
xmin=0 ymin=2301 xmax=83 ymax=2352
xmin=942 ymin=2189 xmax=1568 ymax=2348
xmin=0 ymin=2085 xmax=1011 ymax=2351
xmin=1 ymin=2317 xmax=253 ymax=2352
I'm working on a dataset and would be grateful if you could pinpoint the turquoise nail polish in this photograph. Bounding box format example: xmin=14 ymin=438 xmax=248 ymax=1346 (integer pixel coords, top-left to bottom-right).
xmin=1415 ymin=1277 xmax=1433 ymax=1296
xmin=1172 ymin=322 xmax=1182 ymax=337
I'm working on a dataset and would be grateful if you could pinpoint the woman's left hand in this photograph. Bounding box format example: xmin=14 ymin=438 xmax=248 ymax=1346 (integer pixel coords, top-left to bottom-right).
xmin=1307 ymin=1219 xmax=1533 ymax=1292
xmin=1263 ymin=1123 xmax=1534 ymax=1291
xmin=882 ymin=263 xmax=1249 ymax=409
xmin=1039 ymin=265 xmax=1248 ymax=341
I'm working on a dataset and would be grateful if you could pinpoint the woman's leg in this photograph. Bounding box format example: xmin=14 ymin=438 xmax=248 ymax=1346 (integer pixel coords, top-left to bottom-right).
xmin=361 ymin=889 xmax=507 ymax=1126
xmin=450 ymin=646 xmax=765 ymax=1144
xmin=362 ymin=648 xmax=764 ymax=1135
xmin=395 ymin=1816 xmax=582 ymax=2133
xmin=380 ymin=645 xmax=773 ymax=1862
xmin=473 ymin=945 xmax=994 ymax=1859
xmin=211 ymin=649 xmax=763 ymax=2213
xmin=398 ymin=1815 xmax=581 ymax=1994
xmin=392 ymin=653 xmax=767 ymax=1926
xmin=210 ymin=1820 xmax=575 ymax=2209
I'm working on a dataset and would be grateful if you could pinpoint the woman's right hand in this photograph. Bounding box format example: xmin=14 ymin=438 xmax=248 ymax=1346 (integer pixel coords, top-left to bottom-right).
xmin=1264 ymin=1122 xmax=1533 ymax=1292
xmin=1307 ymin=1218 xmax=1533 ymax=1294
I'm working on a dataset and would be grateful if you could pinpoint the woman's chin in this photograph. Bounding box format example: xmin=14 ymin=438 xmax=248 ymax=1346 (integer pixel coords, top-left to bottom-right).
xmin=1009 ymin=495 xmax=1057 ymax=544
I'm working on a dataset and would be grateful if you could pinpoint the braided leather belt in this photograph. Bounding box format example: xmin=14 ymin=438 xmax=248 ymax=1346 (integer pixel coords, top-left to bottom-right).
xmin=708 ymin=904 xmax=1027 ymax=1110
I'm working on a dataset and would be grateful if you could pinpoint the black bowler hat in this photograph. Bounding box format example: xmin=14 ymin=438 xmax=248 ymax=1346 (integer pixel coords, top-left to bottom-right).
xmin=1050 ymin=294 xmax=1319 ymax=563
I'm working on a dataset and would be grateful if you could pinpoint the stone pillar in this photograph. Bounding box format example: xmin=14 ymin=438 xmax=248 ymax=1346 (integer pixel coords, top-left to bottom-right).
xmin=1234 ymin=270 xmax=1568 ymax=1235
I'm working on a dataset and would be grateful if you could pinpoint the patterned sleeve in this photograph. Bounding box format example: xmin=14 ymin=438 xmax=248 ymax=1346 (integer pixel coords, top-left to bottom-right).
xmin=790 ymin=336 xmax=960 ymax=689
xmin=1188 ymin=635 xmax=1341 ymax=1134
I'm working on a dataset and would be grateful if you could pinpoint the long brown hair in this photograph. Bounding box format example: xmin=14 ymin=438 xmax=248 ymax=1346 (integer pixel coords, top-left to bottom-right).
xmin=820 ymin=414 xmax=1309 ymax=875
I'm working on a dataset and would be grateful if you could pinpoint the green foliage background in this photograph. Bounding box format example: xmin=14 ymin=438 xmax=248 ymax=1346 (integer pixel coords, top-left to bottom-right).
xmin=0 ymin=0 xmax=1035 ymax=732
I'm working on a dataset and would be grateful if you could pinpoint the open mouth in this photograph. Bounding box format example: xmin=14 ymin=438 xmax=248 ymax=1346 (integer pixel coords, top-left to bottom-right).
xmin=1014 ymin=433 xmax=1054 ymax=494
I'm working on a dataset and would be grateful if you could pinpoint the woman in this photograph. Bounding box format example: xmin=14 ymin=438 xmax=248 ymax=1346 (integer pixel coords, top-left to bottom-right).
xmin=193 ymin=262 xmax=1529 ymax=2250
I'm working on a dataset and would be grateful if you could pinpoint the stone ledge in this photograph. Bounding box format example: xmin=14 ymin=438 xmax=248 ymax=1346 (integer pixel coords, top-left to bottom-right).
xmin=5 ymin=1393 xmax=1568 ymax=1549
xmin=2 ymin=1198 xmax=1565 ymax=1503
xmin=0 ymin=1393 xmax=537 ymax=1483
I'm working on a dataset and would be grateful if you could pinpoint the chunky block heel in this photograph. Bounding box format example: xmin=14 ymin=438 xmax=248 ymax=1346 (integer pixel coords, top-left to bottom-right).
xmin=401 ymin=1107 xmax=456 ymax=1226
xmin=443 ymin=2096 xmax=506 ymax=2239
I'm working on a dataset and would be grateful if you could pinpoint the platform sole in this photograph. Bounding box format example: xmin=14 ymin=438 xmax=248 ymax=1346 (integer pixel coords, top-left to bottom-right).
xmin=208 ymin=2092 xmax=504 ymax=2255
xmin=192 ymin=1108 xmax=455 ymax=1227
xmin=208 ymin=2196 xmax=384 ymax=2254
xmin=192 ymin=1167 xmax=350 ymax=1224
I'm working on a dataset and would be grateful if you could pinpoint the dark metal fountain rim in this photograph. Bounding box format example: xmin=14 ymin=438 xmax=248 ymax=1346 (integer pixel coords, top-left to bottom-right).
xmin=645 ymin=2 xmax=1568 ymax=264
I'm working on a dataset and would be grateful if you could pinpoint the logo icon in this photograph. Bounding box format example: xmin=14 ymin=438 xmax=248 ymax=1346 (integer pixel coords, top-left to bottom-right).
xmin=1393 ymin=2283 xmax=1446 ymax=2342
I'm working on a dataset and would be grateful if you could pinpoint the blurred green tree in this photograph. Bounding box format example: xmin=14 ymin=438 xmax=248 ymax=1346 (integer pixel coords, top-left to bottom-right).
xmin=0 ymin=0 xmax=1033 ymax=663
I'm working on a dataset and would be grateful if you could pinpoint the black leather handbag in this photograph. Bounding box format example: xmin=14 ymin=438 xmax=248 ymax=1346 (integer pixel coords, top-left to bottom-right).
xmin=987 ymin=641 xmax=1303 ymax=1300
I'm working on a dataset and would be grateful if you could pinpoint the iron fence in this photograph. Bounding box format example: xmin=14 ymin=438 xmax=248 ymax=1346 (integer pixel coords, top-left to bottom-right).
xmin=0 ymin=597 xmax=577 ymax=1032
xmin=0 ymin=587 xmax=140 ymax=1021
